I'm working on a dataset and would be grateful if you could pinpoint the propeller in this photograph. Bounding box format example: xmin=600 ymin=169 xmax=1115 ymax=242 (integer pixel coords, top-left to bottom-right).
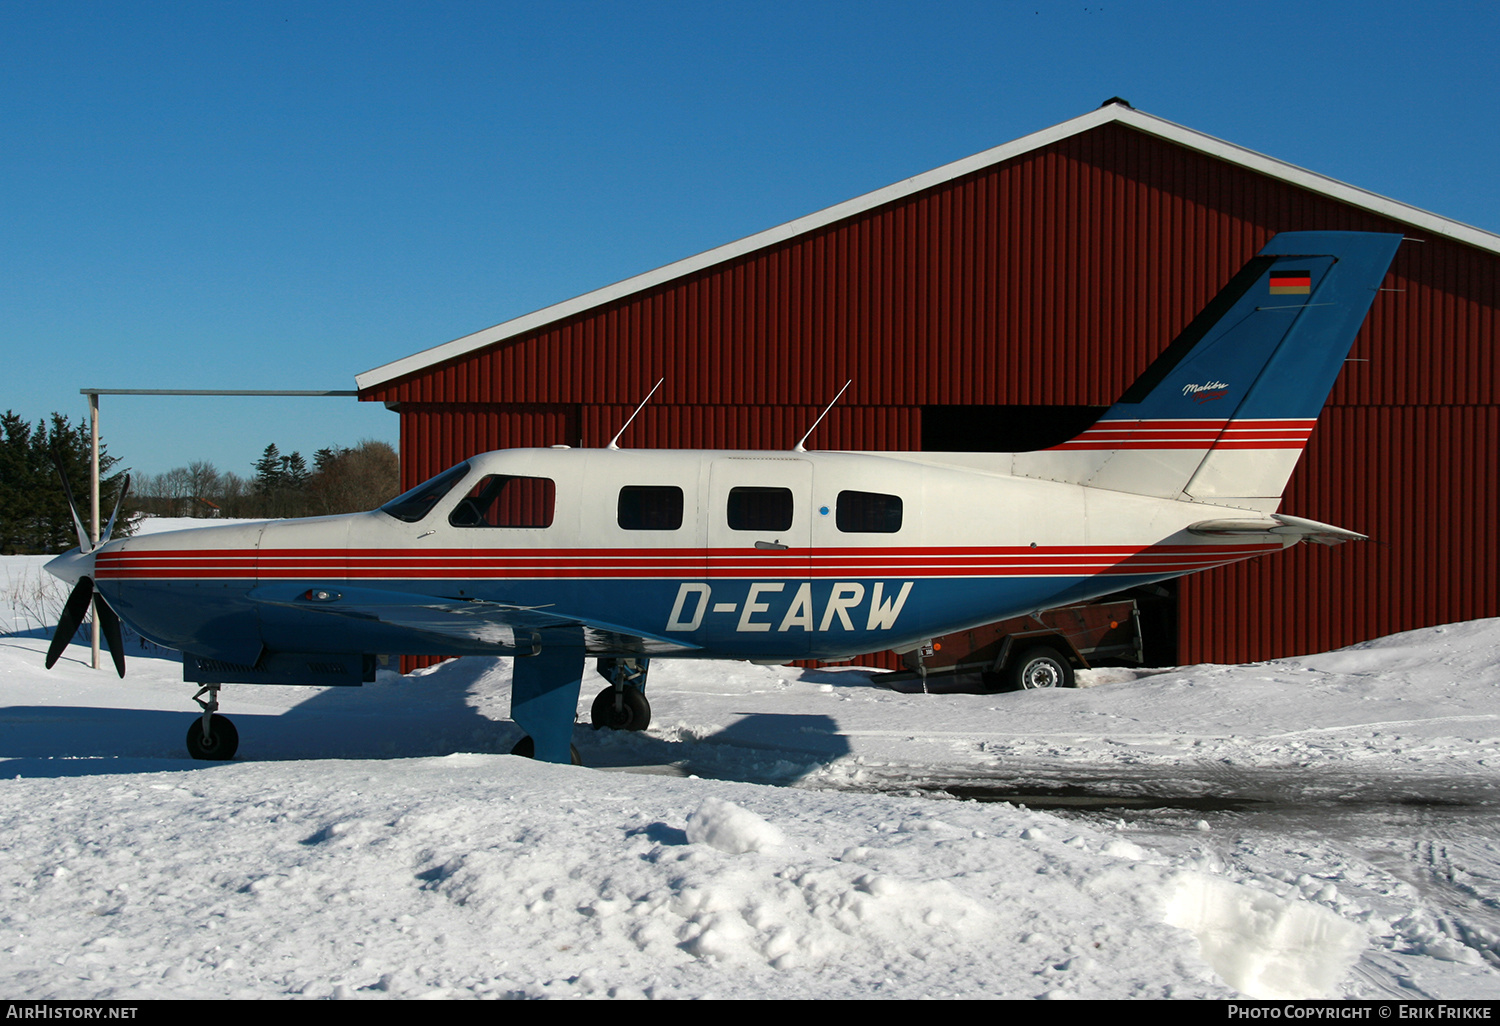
xmin=44 ymin=456 xmax=130 ymax=677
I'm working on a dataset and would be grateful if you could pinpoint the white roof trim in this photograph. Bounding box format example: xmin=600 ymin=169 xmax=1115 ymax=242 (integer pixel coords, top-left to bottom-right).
xmin=357 ymin=104 xmax=1500 ymax=392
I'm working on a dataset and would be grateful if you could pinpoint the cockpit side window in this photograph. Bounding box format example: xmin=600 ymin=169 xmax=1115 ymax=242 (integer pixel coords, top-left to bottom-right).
xmin=618 ymin=486 xmax=684 ymax=531
xmin=379 ymin=462 xmax=471 ymax=523
xmin=449 ymin=475 xmax=556 ymax=528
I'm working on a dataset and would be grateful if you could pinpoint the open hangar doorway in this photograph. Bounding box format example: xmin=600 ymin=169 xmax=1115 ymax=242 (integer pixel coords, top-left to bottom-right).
xmin=919 ymin=403 xmax=1179 ymax=669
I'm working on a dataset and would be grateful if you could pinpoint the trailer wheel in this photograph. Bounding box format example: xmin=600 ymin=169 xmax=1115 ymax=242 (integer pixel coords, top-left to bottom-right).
xmin=1008 ymin=646 xmax=1074 ymax=690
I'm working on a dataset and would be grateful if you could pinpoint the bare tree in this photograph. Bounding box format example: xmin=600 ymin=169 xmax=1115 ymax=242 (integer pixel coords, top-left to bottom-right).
xmin=133 ymin=439 xmax=400 ymax=524
xmin=305 ymin=440 xmax=400 ymax=514
xmin=185 ymin=461 xmax=221 ymax=515
xmin=216 ymin=471 xmax=250 ymax=518
xmin=161 ymin=467 xmax=192 ymax=518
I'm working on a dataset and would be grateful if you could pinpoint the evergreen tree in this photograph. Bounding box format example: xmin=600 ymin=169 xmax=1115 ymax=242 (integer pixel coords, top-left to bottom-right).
xmin=313 ymin=446 xmax=344 ymax=472
xmin=38 ymin=413 xmax=126 ymax=553
xmin=0 ymin=413 xmax=35 ymax=553
xmin=253 ymin=443 xmax=284 ymax=495
xmin=284 ymin=451 xmax=310 ymax=490
xmin=0 ymin=411 xmax=127 ymax=554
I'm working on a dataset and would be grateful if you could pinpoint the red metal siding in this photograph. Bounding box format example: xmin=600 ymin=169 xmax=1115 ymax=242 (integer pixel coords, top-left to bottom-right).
xmin=398 ymin=404 xmax=578 ymax=490
xmin=369 ymin=121 xmax=1500 ymax=665
xmin=579 ymin=404 xmax=920 ymax=453
xmin=368 ymin=126 xmax=1497 ymax=418
xmin=1180 ymin=404 xmax=1500 ymax=662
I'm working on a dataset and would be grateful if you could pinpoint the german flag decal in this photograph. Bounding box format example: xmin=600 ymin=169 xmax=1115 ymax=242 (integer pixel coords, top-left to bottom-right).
xmin=1269 ymin=270 xmax=1312 ymax=295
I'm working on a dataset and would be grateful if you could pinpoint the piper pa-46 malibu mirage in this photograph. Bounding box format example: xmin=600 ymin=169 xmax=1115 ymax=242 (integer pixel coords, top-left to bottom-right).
xmin=45 ymin=231 xmax=1403 ymax=764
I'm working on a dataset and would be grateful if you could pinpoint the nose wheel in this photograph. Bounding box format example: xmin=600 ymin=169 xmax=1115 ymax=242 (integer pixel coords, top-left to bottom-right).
xmin=187 ymin=684 xmax=239 ymax=760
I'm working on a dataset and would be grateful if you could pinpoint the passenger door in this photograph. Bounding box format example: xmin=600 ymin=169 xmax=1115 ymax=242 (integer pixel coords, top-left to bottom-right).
xmin=699 ymin=457 xmax=814 ymax=656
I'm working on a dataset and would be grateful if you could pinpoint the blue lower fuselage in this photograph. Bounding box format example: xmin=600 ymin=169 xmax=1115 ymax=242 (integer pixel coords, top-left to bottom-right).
xmin=100 ymin=569 xmax=1179 ymax=668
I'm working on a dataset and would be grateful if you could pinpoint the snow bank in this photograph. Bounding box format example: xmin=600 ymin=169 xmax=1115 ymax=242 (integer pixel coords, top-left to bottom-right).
xmin=1164 ymin=874 xmax=1364 ymax=999
xmin=685 ymin=797 xmax=784 ymax=853
xmin=0 ymin=756 xmax=1223 ymax=998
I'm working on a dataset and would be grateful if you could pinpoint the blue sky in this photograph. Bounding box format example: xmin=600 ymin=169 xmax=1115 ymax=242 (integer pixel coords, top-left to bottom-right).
xmin=4 ymin=1 xmax=1497 ymax=479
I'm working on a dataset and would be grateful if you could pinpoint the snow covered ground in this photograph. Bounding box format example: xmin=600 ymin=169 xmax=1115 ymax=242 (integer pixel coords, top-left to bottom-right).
xmin=3 ymin=535 xmax=1499 ymax=999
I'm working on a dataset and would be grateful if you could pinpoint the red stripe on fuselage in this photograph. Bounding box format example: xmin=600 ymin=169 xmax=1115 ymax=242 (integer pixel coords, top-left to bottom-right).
xmin=94 ymin=543 xmax=1281 ymax=581
xmin=1047 ymin=418 xmax=1316 ymax=451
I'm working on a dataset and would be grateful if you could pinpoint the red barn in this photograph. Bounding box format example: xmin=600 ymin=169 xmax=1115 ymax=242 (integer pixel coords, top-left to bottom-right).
xmin=356 ymin=101 xmax=1500 ymax=667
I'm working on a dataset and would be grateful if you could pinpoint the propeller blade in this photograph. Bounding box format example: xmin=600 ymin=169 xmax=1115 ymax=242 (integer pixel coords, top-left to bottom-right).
xmin=51 ymin=452 xmax=92 ymax=553
xmin=45 ymin=577 xmax=95 ymax=669
xmin=99 ymin=473 xmax=131 ymax=549
xmin=93 ymin=594 xmax=126 ymax=678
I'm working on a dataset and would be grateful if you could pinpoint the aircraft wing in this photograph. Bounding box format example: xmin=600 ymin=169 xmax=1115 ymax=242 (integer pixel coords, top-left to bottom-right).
xmin=247 ymin=585 xmax=702 ymax=655
xmin=1187 ymin=512 xmax=1367 ymax=547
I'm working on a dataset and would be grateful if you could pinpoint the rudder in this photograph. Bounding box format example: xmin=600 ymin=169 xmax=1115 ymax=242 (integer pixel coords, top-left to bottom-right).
xmin=1012 ymin=231 xmax=1402 ymax=510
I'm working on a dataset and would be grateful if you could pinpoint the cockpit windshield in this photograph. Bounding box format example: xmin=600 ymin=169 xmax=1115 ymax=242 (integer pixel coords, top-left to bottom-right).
xmin=379 ymin=461 xmax=472 ymax=523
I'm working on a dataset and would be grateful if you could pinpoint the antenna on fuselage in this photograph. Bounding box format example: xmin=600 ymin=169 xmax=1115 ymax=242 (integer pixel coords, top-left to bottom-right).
xmin=606 ymin=378 xmax=664 ymax=450
xmin=792 ymin=380 xmax=852 ymax=453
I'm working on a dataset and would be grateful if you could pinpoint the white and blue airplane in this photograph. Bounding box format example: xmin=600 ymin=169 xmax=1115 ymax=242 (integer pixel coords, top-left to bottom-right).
xmin=45 ymin=231 xmax=1403 ymax=764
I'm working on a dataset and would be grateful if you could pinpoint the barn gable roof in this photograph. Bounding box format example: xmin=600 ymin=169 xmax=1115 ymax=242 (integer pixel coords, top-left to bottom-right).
xmin=355 ymin=102 xmax=1500 ymax=393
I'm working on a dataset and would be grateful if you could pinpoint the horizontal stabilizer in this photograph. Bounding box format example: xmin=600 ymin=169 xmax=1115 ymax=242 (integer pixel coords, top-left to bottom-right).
xmin=1188 ymin=513 xmax=1367 ymax=547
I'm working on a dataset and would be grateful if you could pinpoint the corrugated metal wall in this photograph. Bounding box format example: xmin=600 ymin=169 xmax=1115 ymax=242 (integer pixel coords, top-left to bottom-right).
xmin=1180 ymin=405 xmax=1500 ymax=662
xmin=364 ymin=121 xmax=1500 ymax=665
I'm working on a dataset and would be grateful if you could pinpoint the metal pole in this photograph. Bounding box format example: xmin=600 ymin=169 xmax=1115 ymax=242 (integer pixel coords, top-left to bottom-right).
xmin=89 ymin=394 xmax=101 ymax=670
xmin=73 ymin=387 xmax=365 ymax=672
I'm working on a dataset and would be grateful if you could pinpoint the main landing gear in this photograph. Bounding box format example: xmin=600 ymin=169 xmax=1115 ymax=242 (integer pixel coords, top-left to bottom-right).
xmin=187 ymin=684 xmax=238 ymax=760
xmin=509 ymin=654 xmax=652 ymax=764
xmin=509 ymin=735 xmax=582 ymax=765
xmin=590 ymin=657 xmax=651 ymax=731
xmin=507 ymin=633 xmax=587 ymax=765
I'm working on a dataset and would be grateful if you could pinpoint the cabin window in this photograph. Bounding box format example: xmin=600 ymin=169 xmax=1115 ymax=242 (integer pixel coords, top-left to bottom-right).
xmin=380 ymin=461 xmax=472 ymax=523
xmin=836 ymin=490 xmax=903 ymax=533
xmin=449 ymin=475 xmax=556 ymax=528
xmin=727 ymin=486 xmax=793 ymax=532
xmin=618 ymin=486 xmax=684 ymax=531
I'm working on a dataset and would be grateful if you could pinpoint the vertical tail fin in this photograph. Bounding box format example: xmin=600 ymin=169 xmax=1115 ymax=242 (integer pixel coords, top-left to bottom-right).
xmin=1012 ymin=231 xmax=1402 ymax=510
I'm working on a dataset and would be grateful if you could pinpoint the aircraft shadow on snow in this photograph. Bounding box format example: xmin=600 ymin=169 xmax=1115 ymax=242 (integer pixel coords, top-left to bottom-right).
xmin=2 ymin=637 xmax=854 ymax=780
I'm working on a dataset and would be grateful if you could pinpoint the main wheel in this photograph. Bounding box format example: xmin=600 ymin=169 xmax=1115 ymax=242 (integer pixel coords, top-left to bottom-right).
xmin=186 ymin=713 xmax=239 ymax=760
xmin=510 ymin=736 xmax=583 ymax=765
xmin=1007 ymin=646 xmax=1074 ymax=691
xmin=590 ymin=686 xmax=651 ymax=731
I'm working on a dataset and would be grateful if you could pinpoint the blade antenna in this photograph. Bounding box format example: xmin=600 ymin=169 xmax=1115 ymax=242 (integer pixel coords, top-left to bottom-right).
xmin=606 ymin=379 xmax=664 ymax=450
xmin=793 ymin=380 xmax=851 ymax=453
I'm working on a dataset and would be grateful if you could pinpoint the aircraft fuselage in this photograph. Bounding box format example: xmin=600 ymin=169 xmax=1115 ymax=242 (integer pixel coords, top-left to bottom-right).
xmin=90 ymin=446 xmax=1284 ymax=674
